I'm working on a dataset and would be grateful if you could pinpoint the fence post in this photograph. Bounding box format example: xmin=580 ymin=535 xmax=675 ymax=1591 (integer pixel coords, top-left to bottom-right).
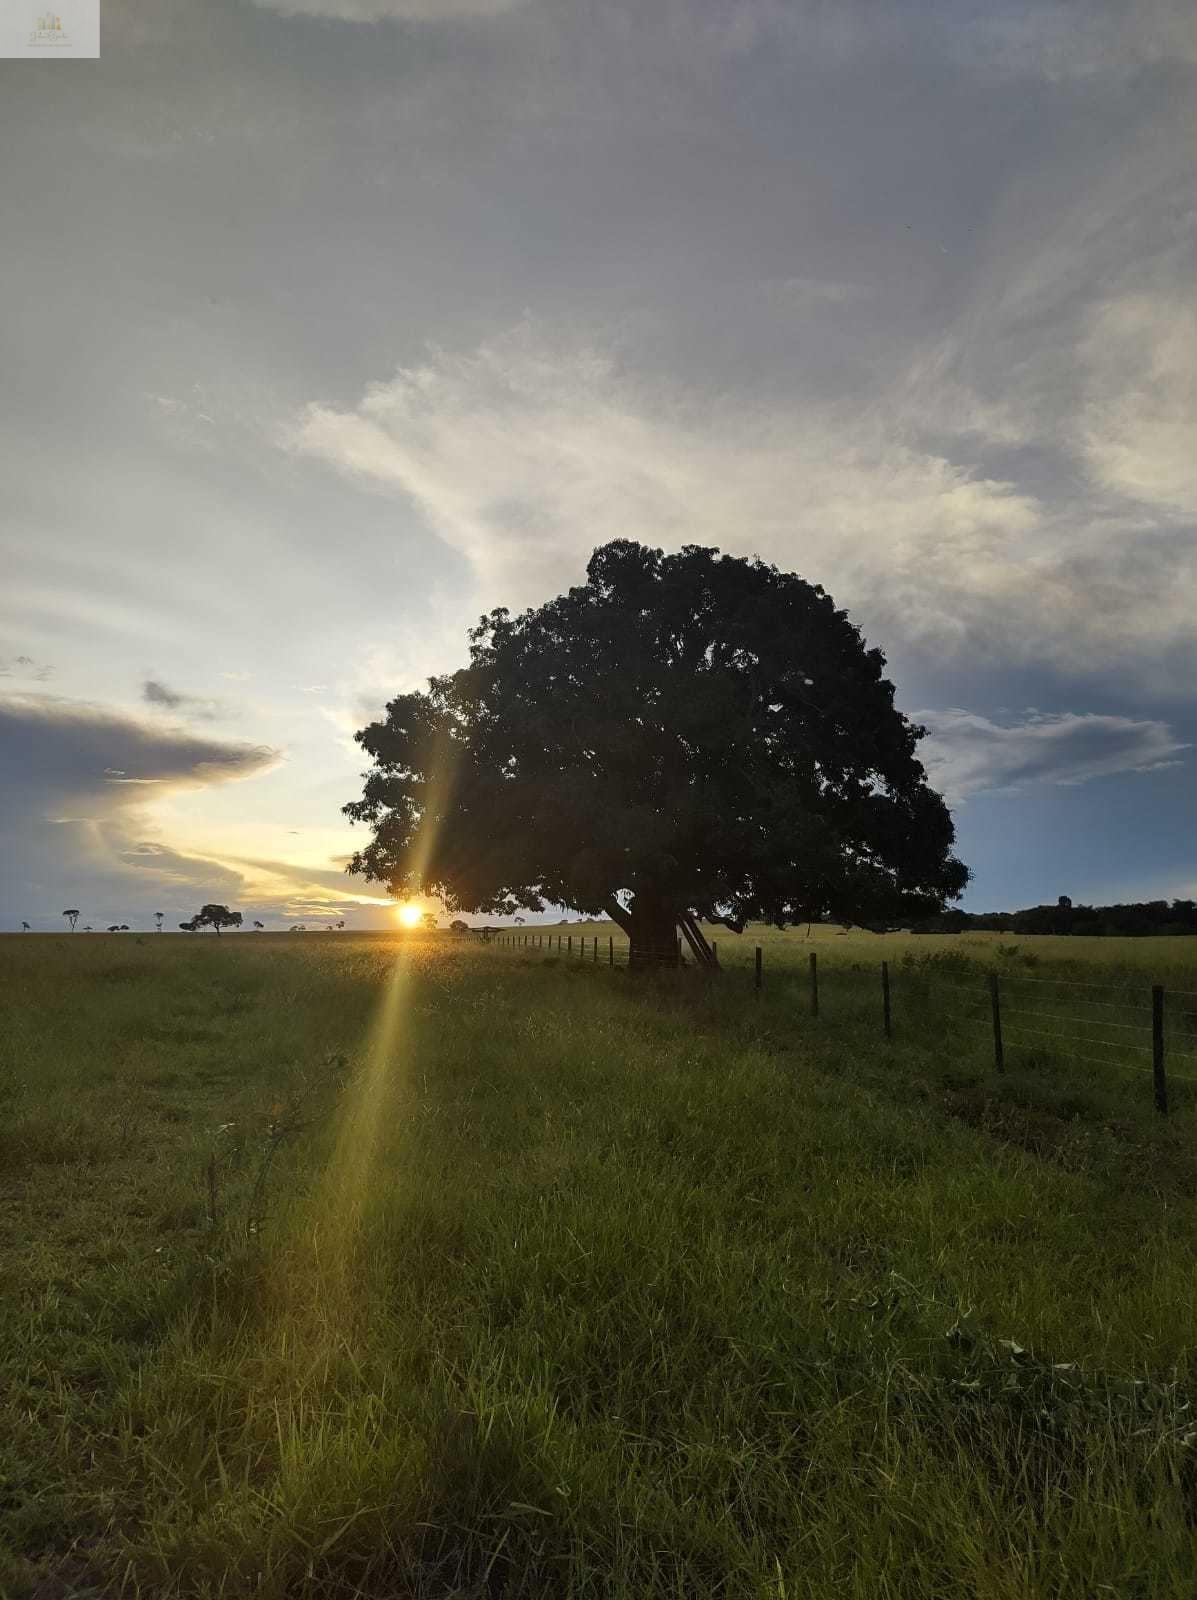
xmin=809 ymin=952 xmax=818 ymax=1018
xmin=754 ymin=945 xmax=762 ymax=994
xmin=678 ymin=936 xmax=683 ymax=965
xmin=881 ymin=961 xmax=891 ymax=1039
xmin=593 ymin=936 xmax=598 ymax=962
xmin=1153 ymin=985 xmax=1168 ymax=1116
xmin=567 ymin=935 xmax=572 ymax=954
xmin=989 ymin=972 xmax=1004 ymax=1073
xmin=609 ymin=935 xmax=614 ymax=966
xmin=711 ymin=939 xmax=717 ymax=966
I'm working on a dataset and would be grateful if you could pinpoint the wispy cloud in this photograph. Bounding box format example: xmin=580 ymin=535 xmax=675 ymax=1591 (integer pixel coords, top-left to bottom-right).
xmin=289 ymin=321 xmax=1055 ymax=664
xmin=0 ymin=653 xmax=52 ymax=682
xmin=917 ymin=709 xmax=1189 ymax=803
xmin=142 ymin=678 xmax=231 ymax=721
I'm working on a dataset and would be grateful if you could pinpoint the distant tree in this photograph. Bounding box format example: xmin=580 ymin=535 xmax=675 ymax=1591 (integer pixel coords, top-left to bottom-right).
xmin=83 ymin=925 xmax=92 ymax=933
xmin=290 ymin=923 xmax=307 ymax=932
xmin=119 ymin=924 xmax=130 ymax=932
xmin=179 ymin=918 xmax=199 ymax=932
xmin=335 ymin=919 xmax=346 ymax=930
xmin=63 ymin=908 xmax=80 ymax=932
xmin=253 ymin=920 xmax=265 ymax=931
xmin=513 ymin=915 xmax=526 ymax=926
xmin=107 ymin=925 xmax=120 ymax=933
xmin=154 ymin=911 xmax=164 ymax=932
xmin=450 ymin=918 xmax=469 ymax=934
xmin=21 ymin=920 xmax=30 ymax=932
xmin=346 ymin=541 xmax=968 ymax=968
xmin=190 ymin=903 xmax=243 ymax=936
xmin=421 ymin=911 xmax=438 ymax=931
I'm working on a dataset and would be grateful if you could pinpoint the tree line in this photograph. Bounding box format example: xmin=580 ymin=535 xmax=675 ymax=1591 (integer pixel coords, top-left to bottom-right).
xmin=908 ymin=898 xmax=1197 ymax=938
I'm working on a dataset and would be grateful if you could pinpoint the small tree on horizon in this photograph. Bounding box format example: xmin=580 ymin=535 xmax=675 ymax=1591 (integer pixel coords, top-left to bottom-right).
xmin=154 ymin=911 xmax=164 ymax=933
xmin=191 ymin=904 xmax=243 ymax=936
xmin=21 ymin=921 xmax=30 ymax=932
xmin=63 ymin=908 xmax=80 ymax=932
xmin=253 ymin=920 xmax=265 ymax=931
xmin=345 ymin=541 xmax=968 ymax=968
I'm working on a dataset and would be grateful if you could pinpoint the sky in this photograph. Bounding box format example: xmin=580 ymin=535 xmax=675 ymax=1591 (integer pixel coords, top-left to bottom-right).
xmin=2 ymin=0 xmax=1196 ymax=931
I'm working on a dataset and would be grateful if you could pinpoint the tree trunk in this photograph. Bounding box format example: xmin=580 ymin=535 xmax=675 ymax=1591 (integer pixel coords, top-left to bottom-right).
xmin=619 ymin=894 xmax=680 ymax=970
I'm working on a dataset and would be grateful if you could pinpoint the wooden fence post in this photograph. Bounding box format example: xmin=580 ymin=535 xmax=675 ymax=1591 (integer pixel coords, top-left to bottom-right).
xmin=593 ymin=936 xmax=598 ymax=962
xmin=881 ymin=961 xmax=891 ymax=1039
xmin=609 ymin=935 xmax=614 ymax=966
xmin=567 ymin=934 xmax=572 ymax=954
xmin=754 ymin=945 xmax=762 ymax=994
xmin=809 ymin=952 xmax=818 ymax=1018
xmin=1153 ymin=985 xmax=1168 ymax=1116
xmin=989 ymin=972 xmax=1004 ymax=1073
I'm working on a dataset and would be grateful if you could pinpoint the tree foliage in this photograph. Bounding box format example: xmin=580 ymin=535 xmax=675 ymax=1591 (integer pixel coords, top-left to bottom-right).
xmin=191 ymin=903 xmax=243 ymax=936
xmin=346 ymin=542 xmax=967 ymax=956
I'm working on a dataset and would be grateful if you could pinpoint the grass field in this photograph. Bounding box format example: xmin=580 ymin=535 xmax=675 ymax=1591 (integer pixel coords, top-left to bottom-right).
xmin=4 ymin=928 xmax=1197 ymax=1597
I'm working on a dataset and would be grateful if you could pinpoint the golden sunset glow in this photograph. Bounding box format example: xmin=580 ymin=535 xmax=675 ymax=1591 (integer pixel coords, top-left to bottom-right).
xmin=396 ymin=902 xmax=422 ymax=928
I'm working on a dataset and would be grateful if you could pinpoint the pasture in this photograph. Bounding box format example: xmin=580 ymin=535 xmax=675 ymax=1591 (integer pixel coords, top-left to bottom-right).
xmin=4 ymin=928 xmax=1197 ymax=1597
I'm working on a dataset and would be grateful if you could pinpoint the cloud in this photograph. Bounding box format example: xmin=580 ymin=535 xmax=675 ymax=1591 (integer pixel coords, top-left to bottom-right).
xmin=0 ymin=652 xmax=52 ymax=681
xmin=250 ymin=0 xmax=527 ymax=20
xmin=142 ymin=678 xmax=225 ymax=719
xmin=288 ymin=321 xmax=1052 ymax=663
xmin=142 ymin=678 xmax=186 ymax=709
xmin=1081 ymin=294 xmax=1197 ymax=517
xmin=0 ymin=694 xmax=279 ymax=924
xmin=916 ymin=709 xmax=1189 ymax=803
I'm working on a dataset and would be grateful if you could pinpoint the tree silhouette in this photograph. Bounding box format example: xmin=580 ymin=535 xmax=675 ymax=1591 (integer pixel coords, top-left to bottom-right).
xmin=335 ymin=919 xmax=346 ymax=930
xmin=179 ymin=919 xmax=199 ymax=931
xmin=83 ymin=925 xmax=92 ymax=933
xmin=347 ymin=541 xmax=967 ymax=968
xmin=253 ymin=920 xmax=265 ymax=931
xmin=63 ymin=908 xmax=80 ymax=932
xmin=21 ymin=921 xmax=30 ymax=932
xmin=189 ymin=903 xmax=243 ymax=936
xmin=107 ymin=925 xmax=120 ymax=933
xmin=154 ymin=911 xmax=164 ymax=933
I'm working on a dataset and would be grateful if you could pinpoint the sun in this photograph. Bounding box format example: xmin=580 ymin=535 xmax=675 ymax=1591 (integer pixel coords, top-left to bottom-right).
xmin=396 ymin=903 xmax=422 ymax=928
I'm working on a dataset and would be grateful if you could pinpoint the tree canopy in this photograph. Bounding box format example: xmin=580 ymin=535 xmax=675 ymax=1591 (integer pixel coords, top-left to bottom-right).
xmin=345 ymin=541 xmax=968 ymax=965
xmin=192 ymin=903 xmax=243 ymax=935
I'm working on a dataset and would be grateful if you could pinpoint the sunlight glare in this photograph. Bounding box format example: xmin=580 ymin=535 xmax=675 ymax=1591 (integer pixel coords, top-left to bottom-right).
xmin=396 ymin=903 xmax=422 ymax=928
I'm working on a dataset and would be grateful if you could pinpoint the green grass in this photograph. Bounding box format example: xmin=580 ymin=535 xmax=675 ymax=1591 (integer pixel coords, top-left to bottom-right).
xmin=4 ymin=929 xmax=1197 ymax=1596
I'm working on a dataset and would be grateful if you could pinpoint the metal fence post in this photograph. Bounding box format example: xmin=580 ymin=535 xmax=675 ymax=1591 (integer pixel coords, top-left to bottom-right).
xmin=809 ymin=952 xmax=818 ymax=1018
xmin=989 ymin=972 xmax=1004 ymax=1073
xmin=1153 ymin=985 xmax=1168 ymax=1116
xmin=881 ymin=961 xmax=891 ymax=1039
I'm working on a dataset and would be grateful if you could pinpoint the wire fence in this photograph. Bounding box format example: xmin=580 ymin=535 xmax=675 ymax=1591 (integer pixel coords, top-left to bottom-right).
xmin=481 ymin=929 xmax=1197 ymax=1117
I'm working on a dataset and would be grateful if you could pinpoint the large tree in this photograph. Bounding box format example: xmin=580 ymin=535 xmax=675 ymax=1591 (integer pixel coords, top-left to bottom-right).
xmin=345 ymin=542 xmax=968 ymax=967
